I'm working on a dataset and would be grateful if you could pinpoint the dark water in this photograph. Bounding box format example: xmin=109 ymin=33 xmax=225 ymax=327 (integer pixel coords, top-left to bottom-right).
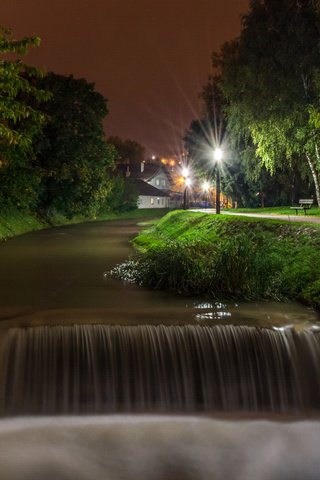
xmin=0 ymin=219 xmax=318 ymax=329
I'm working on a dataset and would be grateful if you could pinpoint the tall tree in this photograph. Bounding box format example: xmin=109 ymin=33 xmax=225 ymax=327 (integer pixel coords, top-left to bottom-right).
xmin=184 ymin=77 xmax=242 ymax=204
xmin=0 ymin=27 xmax=50 ymax=209
xmin=215 ymin=0 xmax=320 ymax=205
xmin=108 ymin=136 xmax=145 ymax=165
xmin=35 ymin=73 xmax=115 ymax=217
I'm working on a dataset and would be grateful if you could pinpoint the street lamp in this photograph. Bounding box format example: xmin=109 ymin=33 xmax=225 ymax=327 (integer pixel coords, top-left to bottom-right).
xmin=213 ymin=148 xmax=223 ymax=214
xmin=182 ymin=167 xmax=191 ymax=209
xmin=202 ymin=180 xmax=210 ymax=208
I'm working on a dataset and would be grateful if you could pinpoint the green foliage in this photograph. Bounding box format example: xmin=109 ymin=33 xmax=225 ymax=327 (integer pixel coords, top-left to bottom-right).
xmin=35 ymin=73 xmax=116 ymax=218
xmin=301 ymin=280 xmax=320 ymax=309
xmin=135 ymin=240 xmax=209 ymax=293
xmin=214 ymin=0 xmax=320 ymax=204
xmin=100 ymin=175 xmax=138 ymax=212
xmin=0 ymin=27 xmax=50 ymax=150
xmin=0 ymin=27 xmax=51 ymax=210
xmin=0 ymin=156 xmax=41 ymax=210
xmin=0 ymin=207 xmax=46 ymax=241
xmin=118 ymin=211 xmax=320 ymax=308
xmin=108 ymin=136 xmax=145 ymax=165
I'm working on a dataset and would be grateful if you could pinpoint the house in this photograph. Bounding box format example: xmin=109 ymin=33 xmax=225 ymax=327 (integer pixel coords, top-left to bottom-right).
xmin=132 ymin=179 xmax=171 ymax=209
xmin=117 ymin=162 xmax=179 ymax=209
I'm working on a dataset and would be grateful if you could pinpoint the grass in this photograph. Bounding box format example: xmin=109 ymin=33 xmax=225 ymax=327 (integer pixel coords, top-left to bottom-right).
xmin=95 ymin=208 xmax=171 ymax=221
xmin=0 ymin=208 xmax=170 ymax=242
xmin=118 ymin=210 xmax=320 ymax=310
xmin=0 ymin=209 xmax=47 ymax=241
xmin=227 ymin=205 xmax=320 ymax=216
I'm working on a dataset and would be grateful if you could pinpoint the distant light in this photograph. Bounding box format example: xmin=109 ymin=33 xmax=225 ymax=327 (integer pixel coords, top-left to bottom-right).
xmin=185 ymin=177 xmax=192 ymax=187
xmin=214 ymin=148 xmax=223 ymax=162
xmin=202 ymin=180 xmax=210 ymax=192
xmin=152 ymin=155 xmax=156 ymax=160
xmin=182 ymin=167 xmax=189 ymax=178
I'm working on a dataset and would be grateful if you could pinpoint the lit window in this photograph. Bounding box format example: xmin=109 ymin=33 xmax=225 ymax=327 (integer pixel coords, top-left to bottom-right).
xmin=151 ymin=197 xmax=154 ymax=205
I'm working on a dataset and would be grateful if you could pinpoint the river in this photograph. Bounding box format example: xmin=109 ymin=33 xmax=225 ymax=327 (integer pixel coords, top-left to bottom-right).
xmin=0 ymin=218 xmax=318 ymax=329
xmin=1 ymin=217 xmax=320 ymax=479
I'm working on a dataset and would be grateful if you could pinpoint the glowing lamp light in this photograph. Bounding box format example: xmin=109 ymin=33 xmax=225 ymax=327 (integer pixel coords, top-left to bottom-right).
xmin=214 ymin=148 xmax=223 ymax=162
xmin=202 ymin=180 xmax=210 ymax=192
xmin=185 ymin=177 xmax=192 ymax=187
xmin=182 ymin=167 xmax=190 ymax=178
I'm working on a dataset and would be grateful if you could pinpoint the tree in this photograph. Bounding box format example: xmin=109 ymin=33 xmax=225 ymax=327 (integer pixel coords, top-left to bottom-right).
xmin=215 ymin=0 xmax=320 ymax=205
xmin=108 ymin=136 xmax=145 ymax=165
xmin=0 ymin=27 xmax=51 ymax=210
xmin=35 ymin=73 xmax=115 ymax=217
xmin=184 ymin=77 xmax=241 ymax=205
xmin=100 ymin=175 xmax=138 ymax=212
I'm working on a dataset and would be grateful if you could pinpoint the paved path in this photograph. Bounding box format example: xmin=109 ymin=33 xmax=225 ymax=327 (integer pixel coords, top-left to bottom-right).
xmin=190 ymin=208 xmax=320 ymax=225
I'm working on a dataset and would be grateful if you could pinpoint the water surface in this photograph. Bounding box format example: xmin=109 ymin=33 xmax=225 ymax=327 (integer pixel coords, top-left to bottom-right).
xmin=0 ymin=218 xmax=318 ymax=329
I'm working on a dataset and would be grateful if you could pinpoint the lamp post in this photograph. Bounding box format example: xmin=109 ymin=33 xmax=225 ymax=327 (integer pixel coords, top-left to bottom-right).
xmin=202 ymin=180 xmax=210 ymax=208
xmin=214 ymin=148 xmax=222 ymax=215
xmin=182 ymin=167 xmax=191 ymax=209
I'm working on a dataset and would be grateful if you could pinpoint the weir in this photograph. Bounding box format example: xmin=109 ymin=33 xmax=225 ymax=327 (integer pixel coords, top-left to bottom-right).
xmin=1 ymin=323 xmax=320 ymax=416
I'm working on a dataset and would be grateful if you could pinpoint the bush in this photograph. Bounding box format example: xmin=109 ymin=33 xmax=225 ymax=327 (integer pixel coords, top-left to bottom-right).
xmin=112 ymin=211 xmax=320 ymax=308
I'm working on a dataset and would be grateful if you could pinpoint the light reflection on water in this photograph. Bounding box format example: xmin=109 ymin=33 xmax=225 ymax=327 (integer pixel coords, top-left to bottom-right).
xmin=194 ymin=301 xmax=232 ymax=321
xmin=191 ymin=300 xmax=319 ymax=330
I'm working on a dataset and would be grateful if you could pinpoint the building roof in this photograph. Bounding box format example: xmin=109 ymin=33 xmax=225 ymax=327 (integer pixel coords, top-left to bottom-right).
xmin=131 ymin=179 xmax=170 ymax=197
xmin=117 ymin=163 xmax=174 ymax=184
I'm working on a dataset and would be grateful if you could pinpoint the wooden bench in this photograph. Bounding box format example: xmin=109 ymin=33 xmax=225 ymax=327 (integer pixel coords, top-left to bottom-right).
xmin=290 ymin=199 xmax=313 ymax=215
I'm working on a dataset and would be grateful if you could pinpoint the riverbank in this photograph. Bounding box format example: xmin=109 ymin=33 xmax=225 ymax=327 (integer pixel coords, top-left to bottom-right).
xmin=115 ymin=210 xmax=320 ymax=309
xmin=229 ymin=206 xmax=320 ymax=216
xmin=0 ymin=208 xmax=169 ymax=242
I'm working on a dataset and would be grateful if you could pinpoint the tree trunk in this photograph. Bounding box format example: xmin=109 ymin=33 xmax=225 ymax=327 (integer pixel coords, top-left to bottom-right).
xmin=306 ymin=153 xmax=320 ymax=206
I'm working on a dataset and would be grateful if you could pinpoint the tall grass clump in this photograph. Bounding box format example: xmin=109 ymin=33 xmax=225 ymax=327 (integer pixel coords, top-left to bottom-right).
xmin=112 ymin=210 xmax=320 ymax=308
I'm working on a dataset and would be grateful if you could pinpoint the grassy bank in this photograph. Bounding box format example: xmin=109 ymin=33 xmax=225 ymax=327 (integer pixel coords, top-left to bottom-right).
xmin=0 ymin=208 xmax=170 ymax=242
xmin=227 ymin=206 xmax=320 ymax=216
xmin=0 ymin=209 xmax=47 ymax=241
xmin=117 ymin=210 xmax=320 ymax=309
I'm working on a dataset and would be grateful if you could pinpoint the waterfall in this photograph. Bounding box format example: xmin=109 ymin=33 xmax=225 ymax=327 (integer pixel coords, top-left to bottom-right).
xmin=1 ymin=324 xmax=320 ymax=415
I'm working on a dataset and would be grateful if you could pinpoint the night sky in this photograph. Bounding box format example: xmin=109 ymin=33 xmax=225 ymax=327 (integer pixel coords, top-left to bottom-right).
xmin=2 ymin=0 xmax=249 ymax=156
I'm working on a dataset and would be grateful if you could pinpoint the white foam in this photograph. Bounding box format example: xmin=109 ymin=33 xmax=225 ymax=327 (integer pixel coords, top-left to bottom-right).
xmin=0 ymin=415 xmax=319 ymax=480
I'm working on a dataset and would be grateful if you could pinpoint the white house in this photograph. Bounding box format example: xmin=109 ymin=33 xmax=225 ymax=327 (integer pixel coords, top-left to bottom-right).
xmin=117 ymin=163 xmax=175 ymax=209
xmin=133 ymin=179 xmax=171 ymax=209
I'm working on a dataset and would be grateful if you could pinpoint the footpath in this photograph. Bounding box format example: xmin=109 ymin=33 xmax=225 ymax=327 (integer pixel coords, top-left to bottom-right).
xmin=190 ymin=208 xmax=320 ymax=225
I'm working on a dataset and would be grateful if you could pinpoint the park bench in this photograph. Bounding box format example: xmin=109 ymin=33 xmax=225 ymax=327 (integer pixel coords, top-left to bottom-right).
xmin=290 ymin=199 xmax=313 ymax=215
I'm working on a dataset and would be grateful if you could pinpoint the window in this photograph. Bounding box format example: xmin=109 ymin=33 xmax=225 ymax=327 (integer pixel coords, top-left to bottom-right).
xmin=156 ymin=179 xmax=160 ymax=186
xmin=150 ymin=197 xmax=154 ymax=205
xmin=157 ymin=197 xmax=160 ymax=205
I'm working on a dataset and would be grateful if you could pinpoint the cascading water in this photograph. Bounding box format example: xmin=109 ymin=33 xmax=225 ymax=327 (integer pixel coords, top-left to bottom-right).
xmin=1 ymin=323 xmax=320 ymax=416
